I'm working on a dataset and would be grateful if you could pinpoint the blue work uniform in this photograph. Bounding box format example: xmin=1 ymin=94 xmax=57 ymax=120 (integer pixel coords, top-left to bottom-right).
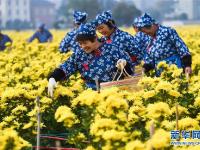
xmin=134 ymin=31 xmax=151 ymax=61
xmin=100 ymin=28 xmax=143 ymax=66
xmin=59 ymin=29 xmax=80 ymax=53
xmin=144 ymin=25 xmax=191 ymax=74
xmin=29 ymin=29 xmax=52 ymax=43
xmin=0 ymin=34 xmax=12 ymax=51
xmin=51 ymin=43 xmax=133 ymax=90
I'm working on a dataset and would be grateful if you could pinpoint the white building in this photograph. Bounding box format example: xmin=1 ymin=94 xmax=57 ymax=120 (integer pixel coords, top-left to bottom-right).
xmin=0 ymin=0 xmax=31 ymax=28
xmin=175 ymin=0 xmax=200 ymax=20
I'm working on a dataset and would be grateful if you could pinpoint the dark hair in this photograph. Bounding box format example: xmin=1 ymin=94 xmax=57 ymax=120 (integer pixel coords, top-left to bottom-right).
xmin=138 ymin=25 xmax=152 ymax=31
xmin=144 ymin=25 xmax=152 ymax=29
xmin=105 ymin=20 xmax=116 ymax=29
xmin=76 ymin=34 xmax=96 ymax=42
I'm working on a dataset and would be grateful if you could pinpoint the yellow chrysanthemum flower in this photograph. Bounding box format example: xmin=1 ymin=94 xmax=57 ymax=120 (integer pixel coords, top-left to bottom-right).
xmin=150 ymin=129 xmax=170 ymax=149
xmin=55 ymin=106 xmax=78 ymax=128
xmin=155 ymin=81 xmax=173 ymax=92
xmin=168 ymin=90 xmax=182 ymax=98
xmin=90 ymin=118 xmax=117 ymax=136
xmin=125 ymin=140 xmax=145 ymax=150
xmin=146 ymin=102 xmax=171 ymax=119
xmin=194 ymin=97 xmax=200 ymax=107
xmin=179 ymin=117 xmax=200 ymax=130
xmin=102 ymin=130 xmax=127 ymax=141
xmin=143 ymin=90 xmax=156 ymax=99
xmin=85 ymin=146 xmax=96 ymax=150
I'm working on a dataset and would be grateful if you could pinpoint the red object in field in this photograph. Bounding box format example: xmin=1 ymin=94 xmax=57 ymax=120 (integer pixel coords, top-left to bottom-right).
xmin=32 ymin=136 xmax=79 ymax=150
xmin=32 ymin=146 xmax=79 ymax=150
xmin=40 ymin=136 xmax=66 ymax=141
xmin=131 ymin=56 xmax=137 ymax=62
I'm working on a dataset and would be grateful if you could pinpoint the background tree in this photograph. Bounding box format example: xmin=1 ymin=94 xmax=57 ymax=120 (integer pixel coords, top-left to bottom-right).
xmin=112 ymin=1 xmax=141 ymax=26
xmin=57 ymin=0 xmax=102 ymax=27
xmin=57 ymin=0 xmax=141 ymax=27
xmin=150 ymin=0 xmax=177 ymax=21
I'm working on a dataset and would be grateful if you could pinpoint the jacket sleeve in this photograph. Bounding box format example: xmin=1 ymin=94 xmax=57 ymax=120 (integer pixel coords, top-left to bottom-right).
xmin=143 ymin=51 xmax=155 ymax=73
xmin=124 ymin=33 xmax=143 ymax=64
xmin=48 ymin=53 xmax=78 ymax=81
xmin=169 ymin=28 xmax=190 ymax=56
xmin=47 ymin=30 xmax=53 ymax=39
xmin=111 ymin=45 xmax=134 ymax=75
xmin=6 ymin=35 xmax=12 ymax=43
xmin=59 ymin=31 xmax=76 ymax=53
xmin=28 ymin=32 xmax=37 ymax=43
xmin=169 ymin=28 xmax=192 ymax=67
xmin=181 ymin=55 xmax=192 ymax=68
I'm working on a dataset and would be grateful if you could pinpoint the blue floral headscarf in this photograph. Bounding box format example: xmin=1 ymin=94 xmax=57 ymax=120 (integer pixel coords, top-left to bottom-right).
xmin=95 ymin=10 xmax=112 ymax=26
xmin=77 ymin=22 xmax=96 ymax=36
xmin=136 ymin=13 xmax=156 ymax=28
xmin=73 ymin=11 xmax=88 ymax=24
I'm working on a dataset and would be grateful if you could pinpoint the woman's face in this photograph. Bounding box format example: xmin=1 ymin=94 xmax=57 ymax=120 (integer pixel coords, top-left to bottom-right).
xmin=78 ymin=40 xmax=96 ymax=54
xmin=74 ymin=22 xmax=80 ymax=29
xmin=133 ymin=26 xmax=139 ymax=33
xmin=96 ymin=24 xmax=113 ymax=37
xmin=140 ymin=25 xmax=157 ymax=37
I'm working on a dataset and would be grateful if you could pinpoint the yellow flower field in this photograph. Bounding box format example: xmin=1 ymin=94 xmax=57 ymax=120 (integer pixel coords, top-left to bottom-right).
xmin=0 ymin=26 xmax=200 ymax=149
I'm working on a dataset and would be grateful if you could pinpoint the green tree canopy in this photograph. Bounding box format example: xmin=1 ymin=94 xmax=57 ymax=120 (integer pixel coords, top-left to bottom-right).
xmin=57 ymin=0 xmax=141 ymax=27
xmin=112 ymin=1 xmax=141 ymax=26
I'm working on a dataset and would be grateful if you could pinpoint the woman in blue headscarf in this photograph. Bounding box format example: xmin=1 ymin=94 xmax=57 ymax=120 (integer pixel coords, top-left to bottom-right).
xmin=137 ymin=13 xmax=192 ymax=76
xmin=94 ymin=11 xmax=143 ymax=67
xmin=48 ymin=22 xmax=133 ymax=96
xmin=132 ymin=17 xmax=151 ymax=63
xmin=59 ymin=11 xmax=88 ymax=53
